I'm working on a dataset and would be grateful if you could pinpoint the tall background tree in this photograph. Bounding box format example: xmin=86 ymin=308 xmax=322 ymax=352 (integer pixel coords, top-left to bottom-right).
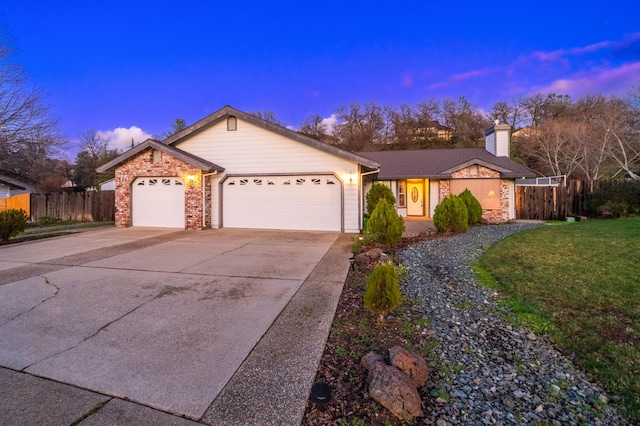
xmin=72 ymin=129 xmax=119 ymax=188
xmin=0 ymin=22 xmax=65 ymax=185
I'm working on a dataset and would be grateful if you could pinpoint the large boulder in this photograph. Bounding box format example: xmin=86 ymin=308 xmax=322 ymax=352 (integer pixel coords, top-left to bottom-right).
xmin=361 ymin=351 xmax=386 ymax=384
xmin=368 ymin=364 xmax=422 ymax=420
xmin=389 ymin=346 xmax=429 ymax=388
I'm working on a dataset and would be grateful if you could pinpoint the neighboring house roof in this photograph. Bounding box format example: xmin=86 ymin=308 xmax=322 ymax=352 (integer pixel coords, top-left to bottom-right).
xmin=356 ymin=148 xmax=535 ymax=180
xmin=0 ymin=179 xmax=26 ymax=190
xmin=163 ymin=106 xmax=380 ymax=170
xmin=97 ymin=139 xmax=224 ymax=173
xmin=0 ymin=170 xmax=35 ymax=191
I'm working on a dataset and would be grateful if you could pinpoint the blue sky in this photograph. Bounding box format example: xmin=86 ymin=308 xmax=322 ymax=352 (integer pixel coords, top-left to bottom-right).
xmin=2 ymin=1 xmax=639 ymax=157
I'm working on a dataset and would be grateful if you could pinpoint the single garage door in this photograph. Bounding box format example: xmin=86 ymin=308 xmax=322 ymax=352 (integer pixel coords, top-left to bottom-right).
xmin=132 ymin=177 xmax=185 ymax=228
xmin=222 ymin=175 xmax=341 ymax=231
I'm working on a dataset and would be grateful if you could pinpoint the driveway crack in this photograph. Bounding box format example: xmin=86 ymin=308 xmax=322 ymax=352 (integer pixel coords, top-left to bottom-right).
xmin=22 ymin=295 xmax=158 ymax=372
xmin=1 ymin=275 xmax=60 ymax=326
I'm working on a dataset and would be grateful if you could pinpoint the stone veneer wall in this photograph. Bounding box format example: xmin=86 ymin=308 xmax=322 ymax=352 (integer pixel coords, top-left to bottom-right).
xmin=439 ymin=165 xmax=511 ymax=222
xmin=114 ymin=149 xmax=208 ymax=230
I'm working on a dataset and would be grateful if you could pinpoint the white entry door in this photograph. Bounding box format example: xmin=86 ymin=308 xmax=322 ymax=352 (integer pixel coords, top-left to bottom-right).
xmin=222 ymin=175 xmax=341 ymax=231
xmin=131 ymin=177 xmax=185 ymax=228
xmin=407 ymin=180 xmax=424 ymax=216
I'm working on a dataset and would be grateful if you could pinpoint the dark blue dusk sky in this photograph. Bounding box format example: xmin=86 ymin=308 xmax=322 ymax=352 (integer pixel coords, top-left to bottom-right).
xmin=2 ymin=1 xmax=639 ymax=156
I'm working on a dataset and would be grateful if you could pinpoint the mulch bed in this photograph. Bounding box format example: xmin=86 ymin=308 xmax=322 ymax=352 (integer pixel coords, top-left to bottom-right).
xmin=301 ymin=234 xmax=444 ymax=425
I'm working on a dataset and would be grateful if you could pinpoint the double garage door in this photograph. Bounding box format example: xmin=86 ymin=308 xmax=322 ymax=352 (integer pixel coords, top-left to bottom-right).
xmin=131 ymin=175 xmax=342 ymax=231
xmin=223 ymin=175 xmax=341 ymax=231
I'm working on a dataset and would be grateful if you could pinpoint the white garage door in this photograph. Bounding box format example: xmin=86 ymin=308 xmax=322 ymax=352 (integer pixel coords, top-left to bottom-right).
xmin=222 ymin=175 xmax=341 ymax=231
xmin=132 ymin=177 xmax=185 ymax=228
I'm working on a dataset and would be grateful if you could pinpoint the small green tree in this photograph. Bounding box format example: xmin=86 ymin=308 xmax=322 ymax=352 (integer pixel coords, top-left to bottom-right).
xmin=433 ymin=195 xmax=469 ymax=233
xmin=366 ymin=183 xmax=396 ymax=215
xmin=0 ymin=209 xmax=29 ymax=241
xmin=364 ymin=198 xmax=406 ymax=246
xmin=364 ymin=263 xmax=401 ymax=322
xmin=458 ymin=189 xmax=483 ymax=225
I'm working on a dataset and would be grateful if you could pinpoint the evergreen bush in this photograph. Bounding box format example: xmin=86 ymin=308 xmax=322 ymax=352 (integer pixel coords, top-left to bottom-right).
xmin=364 ymin=198 xmax=405 ymax=246
xmin=586 ymin=181 xmax=640 ymax=217
xmin=364 ymin=263 xmax=401 ymax=322
xmin=459 ymin=189 xmax=483 ymax=225
xmin=433 ymin=195 xmax=469 ymax=233
xmin=0 ymin=209 xmax=29 ymax=241
xmin=366 ymin=183 xmax=396 ymax=215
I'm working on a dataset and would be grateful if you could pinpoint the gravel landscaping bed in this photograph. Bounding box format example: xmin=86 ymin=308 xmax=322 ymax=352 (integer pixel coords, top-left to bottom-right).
xmin=400 ymin=223 xmax=626 ymax=425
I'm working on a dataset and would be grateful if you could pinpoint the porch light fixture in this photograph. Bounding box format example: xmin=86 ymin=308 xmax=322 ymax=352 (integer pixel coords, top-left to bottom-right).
xmin=309 ymin=381 xmax=332 ymax=411
xmin=185 ymin=174 xmax=197 ymax=186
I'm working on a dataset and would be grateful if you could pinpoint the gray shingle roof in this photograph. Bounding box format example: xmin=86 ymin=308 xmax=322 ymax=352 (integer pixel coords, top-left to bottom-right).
xmin=356 ymin=148 xmax=535 ymax=180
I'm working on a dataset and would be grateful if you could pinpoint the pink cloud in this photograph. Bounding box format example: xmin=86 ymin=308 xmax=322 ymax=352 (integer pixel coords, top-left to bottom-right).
xmin=532 ymin=32 xmax=640 ymax=63
xmin=540 ymin=61 xmax=640 ymax=96
xmin=427 ymin=67 xmax=498 ymax=90
xmin=401 ymin=72 xmax=413 ymax=87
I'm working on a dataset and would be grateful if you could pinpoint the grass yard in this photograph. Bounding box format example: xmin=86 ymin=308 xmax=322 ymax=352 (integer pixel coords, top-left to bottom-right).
xmin=475 ymin=219 xmax=640 ymax=420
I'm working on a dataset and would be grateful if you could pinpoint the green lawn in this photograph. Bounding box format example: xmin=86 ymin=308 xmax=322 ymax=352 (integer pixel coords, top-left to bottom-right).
xmin=475 ymin=219 xmax=640 ymax=420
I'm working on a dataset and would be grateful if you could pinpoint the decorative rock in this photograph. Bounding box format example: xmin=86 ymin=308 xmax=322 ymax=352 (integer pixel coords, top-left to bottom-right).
xmin=360 ymin=351 xmax=386 ymax=384
xmin=398 ymin=223 xmax=625 ymax=425
xmin=365 ymin=247 xmax=383 ymax=260
xmin=389 ymin=346 xmax=429 ymax=388
xmin=368 ymin=364 xmax=422 ymax=420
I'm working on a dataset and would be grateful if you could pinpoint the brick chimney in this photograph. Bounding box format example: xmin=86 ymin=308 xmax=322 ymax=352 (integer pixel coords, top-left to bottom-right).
xmin=485 ymin=120 xmax=511 ymax=157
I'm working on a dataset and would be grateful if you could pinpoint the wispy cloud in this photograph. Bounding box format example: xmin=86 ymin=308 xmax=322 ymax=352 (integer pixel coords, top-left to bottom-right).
xmin=426 ymin=33 xmax=640 ymax=103
xmin=531 ymin=32 xmax=640 ymax=62
xmin=540 ymin=61 xmax=640 ymax=97
xmin=428 ymin=67 xmax=499 ymax=90
xmin=98 ymin=126 xmax=152 ymax=152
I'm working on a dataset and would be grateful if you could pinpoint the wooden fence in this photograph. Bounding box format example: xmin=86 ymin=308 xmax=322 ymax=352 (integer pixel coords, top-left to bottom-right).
xmin=515 ymin=180 xmax=636 ymax=220
xmin=0 ymin=193 xmax=31 ymax=216
xmin=30 ymin=190 xmax=115 ymax=222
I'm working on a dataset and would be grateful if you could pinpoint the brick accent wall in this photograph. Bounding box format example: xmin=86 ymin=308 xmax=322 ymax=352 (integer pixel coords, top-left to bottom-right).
xmin=114 ymin=149 xmax=209 ymax=230
xmin=451 ymin=165 xmax=500 ymax=179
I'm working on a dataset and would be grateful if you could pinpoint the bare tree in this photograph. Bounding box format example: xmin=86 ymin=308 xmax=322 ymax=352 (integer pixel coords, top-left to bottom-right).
xmin=521 ymin=118 xmax=582 ymax=177
xmin=597 ymin=95 xmax=640 ymax=180
xmin=298 ymin=114 xmax=327 ymax=139
xmin=0 ymin=23 xmax=65 ymax=182
xmin=441 ymin=96 xmax=490 ymax=147
xmin=333 ymin=101 xmax=385 ymax=151
xmin=489 ymin=96 xmax=527 ymax=130
xmin=72 ymin=129 xmax=119 ymax=188
xmin=251 ymin=110 xmax=283 ymax=126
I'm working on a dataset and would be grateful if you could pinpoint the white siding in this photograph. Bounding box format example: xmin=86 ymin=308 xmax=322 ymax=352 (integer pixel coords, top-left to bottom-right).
xmin=178 ymin=120 xmax=361 ymax=232
xmin=507 ymin=181 xmax=516 ymax=219
xmin=485 ymin=132 xmax=496 ymax=156
xmin=496 ymin=130 xmax=510 ymax=157
xmin=429 ymin=180 xmax=439 ymax=217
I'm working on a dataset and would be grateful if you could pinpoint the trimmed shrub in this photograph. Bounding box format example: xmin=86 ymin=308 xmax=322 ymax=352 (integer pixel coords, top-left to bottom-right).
xmin=366 ymin=183 xmax=396 ymax=215
xmin=364 ymin=263 xmax=401 ymax=322
xmin=458 ymin=189 xmax=483 ymax=225
xmin=433 ymin=195 xmax=469 ymax=233
xmin=364 ymin=198 xmax=406 ymax=246
xmin=0 ymin=209 xmax=29 ymax=241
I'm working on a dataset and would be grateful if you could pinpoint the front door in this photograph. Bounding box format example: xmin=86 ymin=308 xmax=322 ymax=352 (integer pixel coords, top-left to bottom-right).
xmin=407 ymin=181 xmax=424 ymax=216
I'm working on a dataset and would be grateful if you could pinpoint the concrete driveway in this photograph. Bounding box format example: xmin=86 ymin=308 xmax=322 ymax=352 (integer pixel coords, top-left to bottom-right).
xmin=0 ymin=227 xmax=346 ymax=423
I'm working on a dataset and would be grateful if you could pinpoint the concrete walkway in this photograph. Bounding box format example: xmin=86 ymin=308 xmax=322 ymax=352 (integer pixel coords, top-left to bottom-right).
xmin=0 ymin=227 xmax=352 ymax=425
